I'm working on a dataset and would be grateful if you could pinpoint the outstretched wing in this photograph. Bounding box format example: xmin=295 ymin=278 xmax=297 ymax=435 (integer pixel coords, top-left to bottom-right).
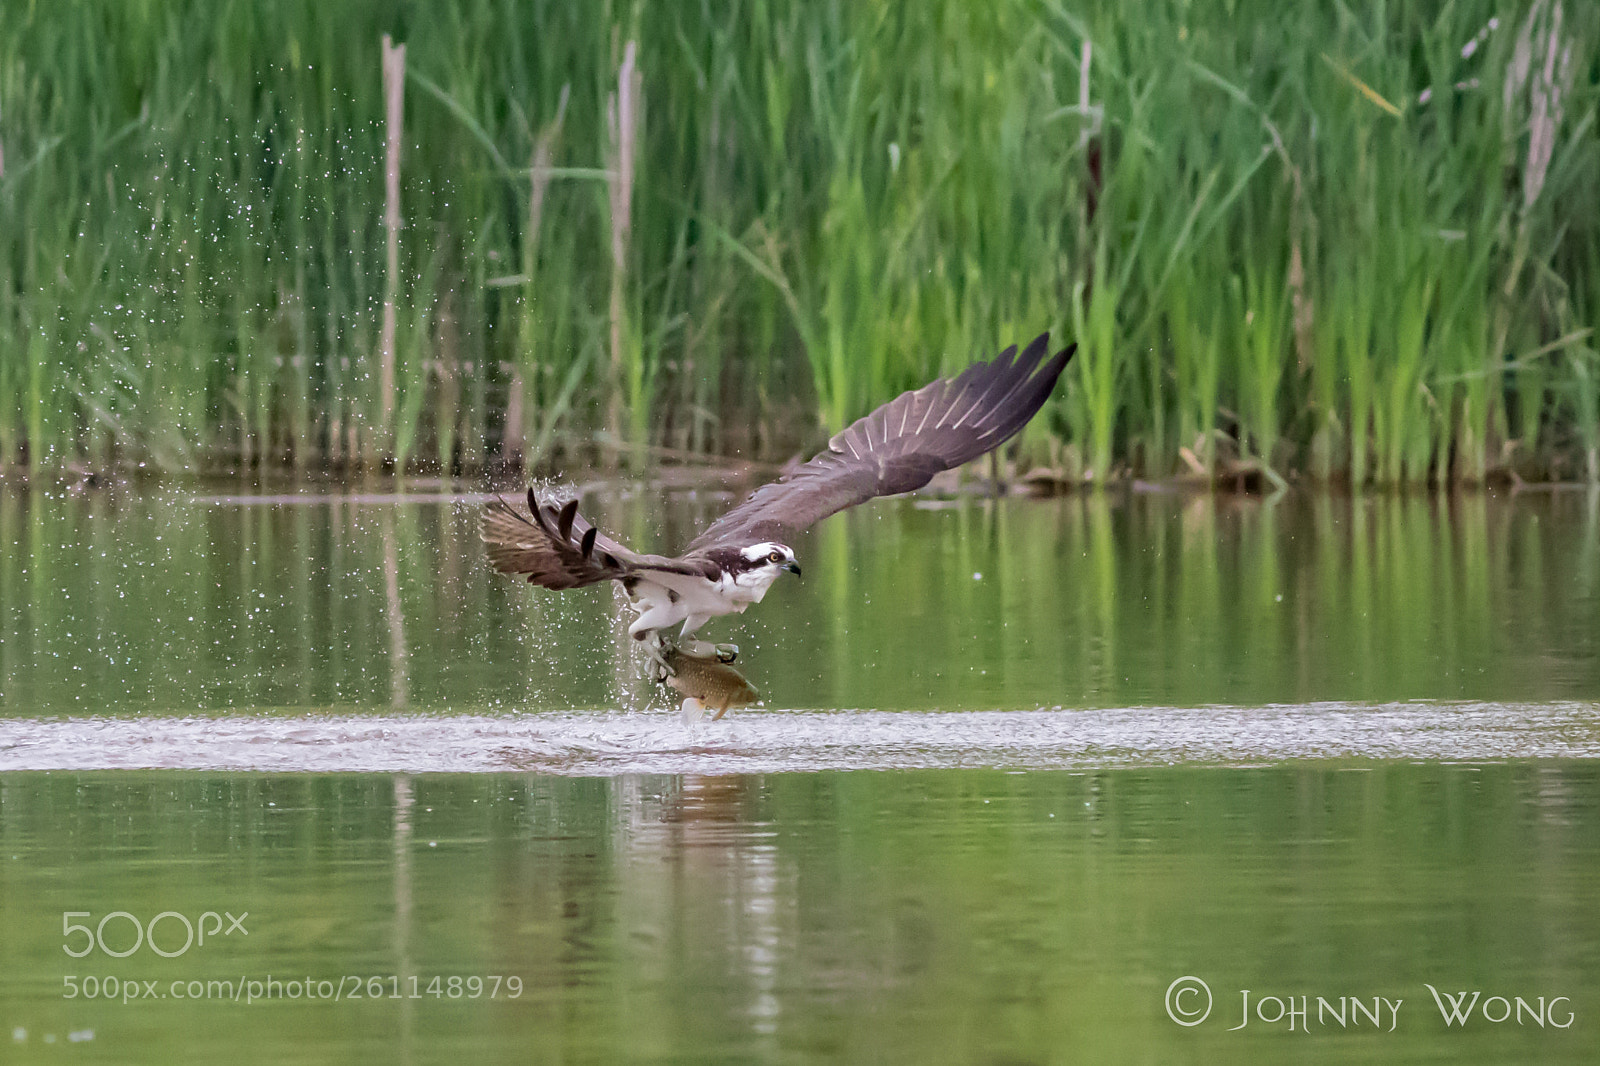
xmin=481 ymin=488 xmax=715 ymax=589
xmin=688 ymin=333 xmax=1074 ymax=551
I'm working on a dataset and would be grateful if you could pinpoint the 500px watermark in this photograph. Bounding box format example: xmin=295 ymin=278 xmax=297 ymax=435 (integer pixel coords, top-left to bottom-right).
xmin=1165 ymin=976 xmax=1576 ymax=1032
xmin=62 ymin=911 xmax=248 ymax=959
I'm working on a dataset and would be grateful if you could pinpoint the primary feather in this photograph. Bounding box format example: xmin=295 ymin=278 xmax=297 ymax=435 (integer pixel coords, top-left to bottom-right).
xmin=687 ymin=333 xmax=1074 ymax=550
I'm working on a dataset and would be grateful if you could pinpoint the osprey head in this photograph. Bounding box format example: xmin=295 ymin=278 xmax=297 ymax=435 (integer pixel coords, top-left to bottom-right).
xmin=739 ymin=541 xmax=802 ymax=579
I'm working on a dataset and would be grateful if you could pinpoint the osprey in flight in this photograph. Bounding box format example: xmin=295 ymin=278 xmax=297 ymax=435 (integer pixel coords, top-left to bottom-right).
xmin=481 ymin=333 xmax=1074 ymax=669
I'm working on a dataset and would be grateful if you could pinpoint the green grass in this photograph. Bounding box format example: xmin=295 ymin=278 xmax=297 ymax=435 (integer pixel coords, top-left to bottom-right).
xmin=0 ymin=0 xmax=1596 ymax=485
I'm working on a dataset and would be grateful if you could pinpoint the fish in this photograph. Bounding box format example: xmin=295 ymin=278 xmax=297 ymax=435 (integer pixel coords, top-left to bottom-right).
xmin=657 ymin=646 xmax=760 ymax=720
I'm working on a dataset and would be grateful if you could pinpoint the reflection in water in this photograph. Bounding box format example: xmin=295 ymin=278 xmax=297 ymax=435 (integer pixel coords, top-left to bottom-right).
xmin=392 ymin=773 xmax=415 ymax=1066
xmin=617 ymin=776 xmax=789 ymax=1041
xmin=382 ymin=510 xmax=409 ymax=709
xmin=0 ymin=486 xmax=1597 ymax=715
xmin=3 ymin=767 xmax=1595 ymax=1062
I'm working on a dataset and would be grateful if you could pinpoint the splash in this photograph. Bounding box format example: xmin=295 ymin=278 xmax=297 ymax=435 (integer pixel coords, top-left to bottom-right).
xmin=1 ymin=702 xmax=1596 ymax=774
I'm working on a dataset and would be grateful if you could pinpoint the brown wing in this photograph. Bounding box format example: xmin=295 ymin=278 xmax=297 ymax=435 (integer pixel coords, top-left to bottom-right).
xmin=481 ymin=488 xmax=715 ymax=589
xmin=687 ymin=333 xmax=1073 ymax=552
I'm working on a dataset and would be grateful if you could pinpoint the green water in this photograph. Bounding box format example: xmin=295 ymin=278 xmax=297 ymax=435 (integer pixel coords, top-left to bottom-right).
xmin=3 ymin=768 xmax=1597 ymax=1063
xmin=2 ymin=487 xmax=1598 ymax=714
xmin=2 ymin=484 xmax=1599 ymax=1062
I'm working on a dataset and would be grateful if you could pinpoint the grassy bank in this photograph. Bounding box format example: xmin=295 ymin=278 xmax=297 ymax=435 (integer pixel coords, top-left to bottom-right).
xmin=0 ymin=0 xmax=1595 ymax=485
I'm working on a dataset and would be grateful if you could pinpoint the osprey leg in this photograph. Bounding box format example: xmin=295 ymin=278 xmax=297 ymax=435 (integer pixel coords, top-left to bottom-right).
xmin=674 ymin=638 xmax=739 ymax=663
xmin=642 ymin=633 xmax=677 ymax=679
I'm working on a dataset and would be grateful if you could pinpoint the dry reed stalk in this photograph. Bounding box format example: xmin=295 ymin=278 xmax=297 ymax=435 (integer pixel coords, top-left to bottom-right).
xmin=605 ymin=40 xmax=640 ymax=469
xmin=1509 ymin=0 xmax=1573 ymax=213
xmin=1489 ymin=0 xmax=1574 ymax=469
xmin=379 ymin=34 xmax=406 ymax=464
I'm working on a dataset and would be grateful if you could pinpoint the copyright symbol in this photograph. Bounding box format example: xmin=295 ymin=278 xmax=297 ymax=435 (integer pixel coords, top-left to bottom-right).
xmin=1165 ymin=976 xmax=1212 ymax=1026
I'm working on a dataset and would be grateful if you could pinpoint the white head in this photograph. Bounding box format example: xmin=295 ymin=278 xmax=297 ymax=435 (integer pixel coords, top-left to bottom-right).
xmin=733 ymin=541 xmax=802 ymax=590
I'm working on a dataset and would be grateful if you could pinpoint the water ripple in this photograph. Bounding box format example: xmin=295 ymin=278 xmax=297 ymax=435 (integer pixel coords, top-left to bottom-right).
xmin=2 ymin=702 xmax=1597 ymax=773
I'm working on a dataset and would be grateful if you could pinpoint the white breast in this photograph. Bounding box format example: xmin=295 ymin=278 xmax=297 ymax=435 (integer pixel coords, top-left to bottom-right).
xmin=625 ymin=566 xmax=777 ymax=640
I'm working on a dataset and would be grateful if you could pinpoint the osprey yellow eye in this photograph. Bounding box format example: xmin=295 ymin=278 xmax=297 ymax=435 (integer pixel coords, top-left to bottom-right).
xmin=768 ymin=550 xmax=783 ymax=564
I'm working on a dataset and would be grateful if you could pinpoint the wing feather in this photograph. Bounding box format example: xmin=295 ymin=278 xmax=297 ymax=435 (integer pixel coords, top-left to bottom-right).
xmin=481 ymin=488 xmax=716 ymax=590
xmin=687 ymin=333 xmax=1074 ymax=551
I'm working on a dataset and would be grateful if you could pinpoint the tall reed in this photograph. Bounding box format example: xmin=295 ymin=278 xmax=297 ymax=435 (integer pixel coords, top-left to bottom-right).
xmin=0 ymin=0 xmax=1594 ymax=484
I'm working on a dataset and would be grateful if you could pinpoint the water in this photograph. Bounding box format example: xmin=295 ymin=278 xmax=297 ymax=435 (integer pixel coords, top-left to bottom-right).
xmin=1 ymin=483 xmax=1598 ymax=1062
xmin=3 ymin=703 xmax=1600 ymax=773
xmin=3 ymin=487 xmax=1598 ymax=715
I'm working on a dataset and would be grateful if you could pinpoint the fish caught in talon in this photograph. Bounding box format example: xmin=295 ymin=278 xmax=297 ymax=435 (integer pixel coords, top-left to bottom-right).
xmin=658 ymin=646 xmax=759 ymax=720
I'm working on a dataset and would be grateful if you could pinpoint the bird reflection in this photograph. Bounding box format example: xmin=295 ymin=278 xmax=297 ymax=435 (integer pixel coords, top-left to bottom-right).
xmin=615 ymin=774 xmax=790 ymax=1039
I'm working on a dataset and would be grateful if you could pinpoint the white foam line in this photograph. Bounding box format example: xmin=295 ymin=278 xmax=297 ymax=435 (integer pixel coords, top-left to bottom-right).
xmin=1 ymin=703 xmax=1597 ymax=774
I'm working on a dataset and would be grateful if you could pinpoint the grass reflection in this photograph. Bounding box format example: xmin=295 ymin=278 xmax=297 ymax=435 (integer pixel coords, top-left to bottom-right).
xmin=0 ymin=486 xmax=1596 ymax=716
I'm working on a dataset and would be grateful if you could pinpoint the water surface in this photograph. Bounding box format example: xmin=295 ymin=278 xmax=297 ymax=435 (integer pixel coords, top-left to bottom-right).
xmin=1 ymin=483 xmax=1597 ymax=1063
xmin=3 ymin=766 xmax=1596 ymax=1063
xmin=2 ymin=486 xmax=1597 ymax=717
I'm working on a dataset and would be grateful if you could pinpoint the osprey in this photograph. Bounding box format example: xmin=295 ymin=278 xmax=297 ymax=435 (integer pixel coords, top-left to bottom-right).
xmin=481 ymin=333 xmax=1074 ymax=668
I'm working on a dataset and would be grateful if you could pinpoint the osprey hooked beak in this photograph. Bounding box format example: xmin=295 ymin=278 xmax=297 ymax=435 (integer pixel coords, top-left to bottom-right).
xmin=784 ymin=560 xmax=802 ymax=578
